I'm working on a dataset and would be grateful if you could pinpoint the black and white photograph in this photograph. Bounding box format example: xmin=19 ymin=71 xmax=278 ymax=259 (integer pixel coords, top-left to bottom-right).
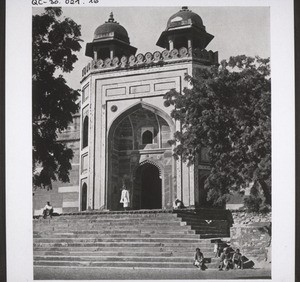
xmin=5 ymin=0 xmax=295 ymax=281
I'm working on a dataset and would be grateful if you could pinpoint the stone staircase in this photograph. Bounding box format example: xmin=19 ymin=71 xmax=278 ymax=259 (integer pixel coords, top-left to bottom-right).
xmin=33 ymin=209 xmax=230 ymax=269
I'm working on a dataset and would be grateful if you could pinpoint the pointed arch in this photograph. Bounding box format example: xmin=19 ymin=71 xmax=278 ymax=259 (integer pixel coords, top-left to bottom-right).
xmin=134 ymin=159 xmax=163 ymax=179
xmin=108 ymin=101 xmax=175 ymax=138
xmin=106 ymin=102 xmax=174 ymax=210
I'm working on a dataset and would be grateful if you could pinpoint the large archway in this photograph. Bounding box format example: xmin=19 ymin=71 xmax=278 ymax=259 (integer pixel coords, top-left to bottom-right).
xmin=133 ymin=163 xmax=162 ymax=210
xmin=106 ymin=102 xmax=174 ymax=210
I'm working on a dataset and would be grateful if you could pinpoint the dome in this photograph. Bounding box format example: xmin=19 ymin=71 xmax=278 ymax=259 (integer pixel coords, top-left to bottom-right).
xmin=166 ymin=6 xmax=205 ymax=31
xmin=85 ymin=12 xmax=137 ymax=59
xmin=93 ymin=12 xmax=130 ymax=44
xmin=156 ymin=6 xmax=213 ymax=51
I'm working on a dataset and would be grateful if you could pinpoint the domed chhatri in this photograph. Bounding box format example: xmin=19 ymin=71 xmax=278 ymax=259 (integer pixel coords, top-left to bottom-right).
xmin=156 ymin=6 xmax=214 ymax=51
xmin=93 ymin=12 xmax=129 ymax=43
xmin=166 ymin=6 xmax=204 ymax=31
xmin=85 ymin=12 xmax=137 ymax=60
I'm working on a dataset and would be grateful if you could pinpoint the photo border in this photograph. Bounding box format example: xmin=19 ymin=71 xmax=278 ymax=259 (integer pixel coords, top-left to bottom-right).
xmin=5 ymin=0 xmax=296 ymax=281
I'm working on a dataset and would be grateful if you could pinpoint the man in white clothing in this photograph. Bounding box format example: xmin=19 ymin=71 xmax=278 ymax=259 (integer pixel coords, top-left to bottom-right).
xmin=43 ymin=201 xmax=53 ymax=219
xmin=120 ymin=185 xmax=130 ymax=211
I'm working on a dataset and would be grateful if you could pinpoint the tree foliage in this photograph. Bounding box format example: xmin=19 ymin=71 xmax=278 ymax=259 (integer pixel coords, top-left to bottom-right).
xmin=33 ymin=7 xmax=82 ymax=188
xmin=164 ymin=56 xmax=271 ymax=212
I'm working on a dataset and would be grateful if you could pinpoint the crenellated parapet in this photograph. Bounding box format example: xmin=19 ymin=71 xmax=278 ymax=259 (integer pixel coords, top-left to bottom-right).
xmin=82 ymin=47 xmax=218 ymax=78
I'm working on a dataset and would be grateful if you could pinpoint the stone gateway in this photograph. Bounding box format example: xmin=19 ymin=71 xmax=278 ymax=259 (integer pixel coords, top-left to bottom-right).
xmin=80 ymin=7 xmax=217 ymax=211
xmin=33 ymin=7 xmax=218 ymax=214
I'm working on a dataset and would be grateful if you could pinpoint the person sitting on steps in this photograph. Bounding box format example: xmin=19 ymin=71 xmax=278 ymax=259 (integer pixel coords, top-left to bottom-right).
xmin=219 ymin=248 xmax=232 ymax=271
xmin=194 ymin=248 xmax=204 ymax=270
xmin=42 ymin=201 xmax=53 ymax=219
xmin=233 ymin=249 xmax=243 ymax=269
xmin=173 ymin=198 xmax=185 ymax=209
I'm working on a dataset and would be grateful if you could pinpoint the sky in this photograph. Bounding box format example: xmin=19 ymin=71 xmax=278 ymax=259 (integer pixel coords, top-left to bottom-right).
xmin=33 ymin=6 xmax=270 ymax=90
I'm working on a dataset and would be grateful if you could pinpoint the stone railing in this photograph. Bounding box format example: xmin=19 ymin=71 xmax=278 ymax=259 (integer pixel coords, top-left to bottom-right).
xmin=82 ymin=47 xmax=218 ymax=77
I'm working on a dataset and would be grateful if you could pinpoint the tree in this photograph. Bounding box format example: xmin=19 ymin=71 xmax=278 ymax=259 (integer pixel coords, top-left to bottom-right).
xmin=164 ymin=55 xmax=271 ymax=212
xmin=32 ymin=7 xmax=82 ymax=188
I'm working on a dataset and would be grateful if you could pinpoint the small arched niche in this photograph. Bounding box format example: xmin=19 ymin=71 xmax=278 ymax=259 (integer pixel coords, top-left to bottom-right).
xmin=142 ymin=130 xmax=153 ymax=144
xmin=82 ymin=116 xmax=89 ymax=148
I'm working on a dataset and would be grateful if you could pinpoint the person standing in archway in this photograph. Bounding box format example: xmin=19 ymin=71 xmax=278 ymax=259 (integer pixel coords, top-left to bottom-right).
xmin=120 ymin=185 xmax=130 ymax=211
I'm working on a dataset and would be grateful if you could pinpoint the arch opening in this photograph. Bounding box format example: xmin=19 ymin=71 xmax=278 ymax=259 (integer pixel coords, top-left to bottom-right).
xmin=142 ymin=130 xmax=153 ymax=144
xmin=133 ymin=163 xmax=162 ymax=210
xmin=81 ymin=183 xmax=87 ymax=211
xmin=82 ymin=116 xmax=89 ymax=148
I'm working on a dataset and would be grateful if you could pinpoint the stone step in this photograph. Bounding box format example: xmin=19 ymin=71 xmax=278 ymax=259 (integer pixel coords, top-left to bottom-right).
xmin=34 ymin=260 xmax=197 ymax=269
xmin=40 ymin=211 xmax=175 ymax=220
xmin=34 ymin=216 xmax=182 ymax=223
xmin=34 ymin=255 xmax=196 ymax=263
xmin=176 ymin=213 xmax=228 ymax=220
xmin=198 ymin=233 xmax=229 ymax=239
xmin=188 ymin=225 xmax=228 ymax=231
xmin=63 ymin=209 xmax=173 ymax=215
xmin=34 ymin=256 xmax=223 ymax=268
xmin=193 ymin=228 xmax=228 ymax=234
xmin=37 ymin=209 xmax=228 ymax=221
xmin=192 ymin=228 xmax=229 ymax=235
xmin=179 ymin=218 xmax=229 ymax=224
xmin=41 ymin=214 xmax=179 ymax=221
xmin=178 ymin=215 xmax=228 ymax=221
xmin=34 ymin=227 xmax=227 ymax=237
xmin=33 ymin=237 xmax=203 ymax=243
xmin=33 ymin=232 xmax=199 ymax=239
xmin=34 ymin=226 xmax=195 ymax=236
xmin=33 ymin=221 xmax=182 ymax=227
xmin=33 ymin=244 xmax=215 ymax=253
xmin=184 ymin=223 xmax=228 ymax=230
xmin=33 ymin=241 xmax=213 ymax=248
xmin=34 ymin=243 xmax=211 ymax=253
xmin=33 ymin=249 xmax=214 ymax=257
xmin=34 ymin=221 xmax=186 ymax=228
xmin=34 ymin=226 xmax=193 ymax=233
xmin=196 ymin=230 xmax=229 ymax=235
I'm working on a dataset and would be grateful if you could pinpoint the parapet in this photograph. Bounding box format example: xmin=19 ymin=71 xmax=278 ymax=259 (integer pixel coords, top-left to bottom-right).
xmin=82 ymin=47 xmax=218 ymax=78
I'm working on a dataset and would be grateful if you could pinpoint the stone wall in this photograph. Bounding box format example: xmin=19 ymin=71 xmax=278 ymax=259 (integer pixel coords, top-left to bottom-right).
xmin=230 ymin=211 xmax=271 ymax=267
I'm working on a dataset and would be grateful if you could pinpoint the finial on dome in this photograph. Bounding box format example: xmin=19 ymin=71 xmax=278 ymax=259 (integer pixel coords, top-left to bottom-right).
xmin=108 ymin=12 xmax=114 ymax=22
xmin=181 ymin=6 xmax=189 ymax=11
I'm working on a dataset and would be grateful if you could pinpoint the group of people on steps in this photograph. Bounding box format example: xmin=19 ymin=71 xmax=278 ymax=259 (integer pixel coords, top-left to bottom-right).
xmin=194 ymin=246 xmax=244 ymax=270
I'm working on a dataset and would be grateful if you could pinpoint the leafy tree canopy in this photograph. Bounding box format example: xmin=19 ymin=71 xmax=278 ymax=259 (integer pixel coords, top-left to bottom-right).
xmin=164 ymin=55 xmax=271 ymax=212
xmin=33 ymin=7 xmax=82 ymax=188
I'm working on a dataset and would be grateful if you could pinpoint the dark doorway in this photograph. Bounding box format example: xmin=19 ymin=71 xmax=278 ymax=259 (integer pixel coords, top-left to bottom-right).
xmin=82 ymin=116 xmax=89 ymax=149
xmin=142 ymin=130 xmax=153 ymax=144
xmin=81 ymin=183 xmax=87 ymax=211
xmin=134 ymin=163 xmax=162 ymax=209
